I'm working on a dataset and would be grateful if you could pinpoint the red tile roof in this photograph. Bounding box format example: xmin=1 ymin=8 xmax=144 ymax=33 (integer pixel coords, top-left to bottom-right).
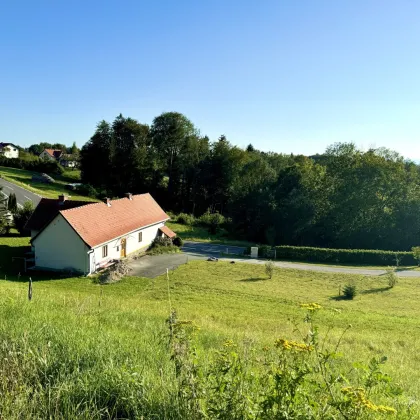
xmin=25 ymin=198 xmax=91 ymax=231
xmin=59 ymin=193 xmax=169 ymax=248
xmin=43 ymin=149 xmax=63 ymax=159
xmin=159 ymin=225 xmax=176 ymax=238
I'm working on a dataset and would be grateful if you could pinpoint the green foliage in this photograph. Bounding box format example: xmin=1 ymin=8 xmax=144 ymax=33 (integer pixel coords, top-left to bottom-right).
xmin=343 ymin=283 xmax=357 ymax=300
xmin=74 ymin=183 xmax=98 ymax=198
xmin=412 ymin=246 xmax=420 ymax=265
xmin=258 ymin=244 xmax=272 ymax=258
xmin=0 ymin=155 xmax=63 ymax=175
xmin=7 ymin=193 xmax=17 ymax=213
xmin=173 ymin=236 xmax=184 ymax=247
xmin=274 ymin=244 xmax=417 ymax=266
xmin=13 ymin=201 xmax=34 ymax=235
xmin=148 ymin=245 xmax=181 ymax=255
xmin=176 ymin=213 xmax=196 ymax=226
xmin=199 ymin=210 xmax=226 ymax=234
xmin=386 ymin=269 xmax=398 ymax=288
xmin=168 ymin=307 xmax=400 ymax=419
xmin=264 ymin=260 xmax=275 ymax=279
xmin=0 ymin=217 xmax=8 ymax=235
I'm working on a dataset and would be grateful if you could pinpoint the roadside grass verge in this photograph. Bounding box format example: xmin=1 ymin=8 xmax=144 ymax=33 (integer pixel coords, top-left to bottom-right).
xmin=0 ymin=236 xmax=418 ymax=417
xmin=0 ymin=166 xmax=97 ymax=201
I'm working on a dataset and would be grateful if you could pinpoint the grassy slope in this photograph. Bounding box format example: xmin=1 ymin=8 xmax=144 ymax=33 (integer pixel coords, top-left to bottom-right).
xmin=0 ymin=236 xmax=418 ymax=416
xmin=0 ymin=166 xmax=97 ymax=201
xmin=166 ymin=221 xmax=254 ymax=247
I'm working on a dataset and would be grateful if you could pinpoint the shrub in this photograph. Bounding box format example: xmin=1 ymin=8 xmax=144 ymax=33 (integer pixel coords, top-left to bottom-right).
xmin=0 ymin=156 xmax=64 ymax=175
xmin=342 ymin=283 xmax=357 ymax=300
xmin=13 ymin=201 xmax=34 ymax=235
xmin=274 ymin=245 xmax=417 ymax=266
xmin=176 ymin=213 xmax=196 ymax=226
xmin=173 ymin=236 xmax=184 ymax=247
xmin=150 ymin=237 xmax=173 ymax=249
xmin=75 ymin=184 xmax=98 ymax=198
xmin=412 ymin=246 xmax=420 ymax=266
xmin=199 ymin=210 xmax=225 ymax=234
xmin=148 ymin=245 xmax=181 ymax=255
xmin=7 ymin=193 xmax=17 ymax=213
xmin=258 ymin=245 xmax=272 ymax=258
xmin=265 ymin=260 xmax=275 ymax=279
xmin=386 ymin=269 xmax=398 ymax=288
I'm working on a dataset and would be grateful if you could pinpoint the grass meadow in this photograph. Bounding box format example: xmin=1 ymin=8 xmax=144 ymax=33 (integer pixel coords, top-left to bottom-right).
xmin=0 ymin=166 xmax=97 ymax=201
xmin=0 ymin=237 xmax=418 ymax=418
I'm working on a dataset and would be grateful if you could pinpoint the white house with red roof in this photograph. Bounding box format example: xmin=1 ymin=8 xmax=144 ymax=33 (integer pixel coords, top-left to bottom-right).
xmin=30 ymin=193 xmax=176 ymax=274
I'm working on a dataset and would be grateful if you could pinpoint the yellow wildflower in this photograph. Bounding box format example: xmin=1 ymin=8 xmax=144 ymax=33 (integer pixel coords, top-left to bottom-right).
xmin=275 ymin=338 xmax=313 ymax=352
xmin=299 ymin=303 xmax=322 ymax=311
xmin=341 ymin=387 xmax=396 ymax=414
xmin=223 ymin=339 xmax=236 ymax=348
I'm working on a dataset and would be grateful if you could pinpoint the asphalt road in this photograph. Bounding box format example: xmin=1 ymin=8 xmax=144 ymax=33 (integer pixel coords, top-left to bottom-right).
xmin=182 ymin=241 xmax=246 ymax=257
xmin=0 ymin=177 xmax=42 ymax=208
xmin=128 ymin=241 xmax=420 ymax=278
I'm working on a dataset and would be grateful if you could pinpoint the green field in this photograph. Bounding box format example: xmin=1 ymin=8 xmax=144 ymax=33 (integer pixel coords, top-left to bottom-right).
xmin=0 ymin=237 xmax=417 ymax=418
xmin=0 ymin=166 xmax=97 ymax=201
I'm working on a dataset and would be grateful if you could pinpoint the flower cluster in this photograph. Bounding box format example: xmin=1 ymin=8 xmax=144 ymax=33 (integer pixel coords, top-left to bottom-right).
xmin=275 ymin=338 xmax=313 ymax=352
xmin=299 ymin=303 xmax=322 ymax=311
xmin=341 ymin=387 xmax=396 ymax=414
xmin=223 ymin=339 xmax=236 ymax=348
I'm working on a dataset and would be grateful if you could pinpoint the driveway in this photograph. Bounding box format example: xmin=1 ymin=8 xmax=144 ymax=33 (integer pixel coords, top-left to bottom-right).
xmin=0 ymin=177 xmax=42 ymax=208
xmin=128 ymin=253 xmax=204 ymax=278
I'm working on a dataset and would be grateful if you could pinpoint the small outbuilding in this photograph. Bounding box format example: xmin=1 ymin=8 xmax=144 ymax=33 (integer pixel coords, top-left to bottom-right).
xmin=30 ymin=193 xmax=175 ymax=275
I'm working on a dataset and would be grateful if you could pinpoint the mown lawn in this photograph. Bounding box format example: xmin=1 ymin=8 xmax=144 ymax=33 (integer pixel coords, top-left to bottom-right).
xmin=0 ymin=236 xmax=418 ymax=417
xmin=0 ymin=166 xmax=97 ymax=201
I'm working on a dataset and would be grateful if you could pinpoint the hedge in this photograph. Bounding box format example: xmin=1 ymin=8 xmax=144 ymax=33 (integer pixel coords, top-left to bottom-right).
xmin=273 ymin=245 xmax=417 ymax=266
xmin=0 ymin=156 xmax=64 ymax=175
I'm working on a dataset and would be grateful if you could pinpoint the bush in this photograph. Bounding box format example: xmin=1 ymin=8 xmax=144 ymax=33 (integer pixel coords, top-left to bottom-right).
xmin=199 ymin=210 xmax=225 ymax=234
xmin=150 ymin=237 xmax=173 ymax=248
xmin=412 ymin=246 xmax=420 ymax=266
xmin=386 ymin=269 xmax=398 ymax=288
xmin=342 ymin=283 xmax=357 ymax=300
xmin=0 ymin=156 xmax=64 ymax=175
xmin=176 ymin=213 xmax=196 ymax=226
xmin=13 ymin=201 xmax=34 ymax=235
xmin=265 ymin=260 xmax=275 ymax=279
xmin=173 ymin=236 xmax=184 ymax=247
xmin=258 ymin=245 xmax=273 ymax=258
xmin=74 ymin=184 xmax=98 ymax=198
xmin=274 ymin=245 xmax=417 ymax=266
xmin=148 ymin=245 xmax=181 ymax=255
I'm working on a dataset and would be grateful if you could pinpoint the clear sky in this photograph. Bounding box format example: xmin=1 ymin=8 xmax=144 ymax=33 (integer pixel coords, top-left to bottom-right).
xmin=1 ymin=0 xmax=420 ymax=159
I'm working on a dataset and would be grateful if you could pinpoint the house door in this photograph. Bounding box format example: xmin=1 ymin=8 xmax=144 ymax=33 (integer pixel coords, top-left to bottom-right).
xmin=120 ymin=238 xmax=127 ymax=258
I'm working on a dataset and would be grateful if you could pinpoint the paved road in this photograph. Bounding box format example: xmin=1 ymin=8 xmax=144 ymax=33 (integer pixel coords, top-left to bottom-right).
xmin=128 ymin=241 xmax=420 ymax=278
xmin=182 ymin=241 xmax=246 ymax=257
xmin=0 ymin=177 xmax=42 ymax=208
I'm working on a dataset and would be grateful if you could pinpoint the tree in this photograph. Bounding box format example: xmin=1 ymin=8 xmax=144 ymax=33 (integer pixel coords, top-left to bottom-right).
xmin=13 ymin=201 xmax=34 ymax=235
xmin=7 ymin=193 xmax=17 ymax=213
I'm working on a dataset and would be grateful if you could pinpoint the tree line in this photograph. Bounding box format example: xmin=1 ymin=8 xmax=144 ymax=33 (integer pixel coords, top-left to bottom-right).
xmin=80 ymin=112 xmax=420 ymax=251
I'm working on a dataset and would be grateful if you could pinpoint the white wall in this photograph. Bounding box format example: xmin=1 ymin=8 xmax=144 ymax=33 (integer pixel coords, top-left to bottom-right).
xmin=33 ymin=214 xmax=90 ymax=274
xmin=39 ymin=151 xmax=55 ymax=161
xmin=1 ymin=145 xmax=19 ymax=158
xmin=89 ymin=222 xmax=164 ymax=273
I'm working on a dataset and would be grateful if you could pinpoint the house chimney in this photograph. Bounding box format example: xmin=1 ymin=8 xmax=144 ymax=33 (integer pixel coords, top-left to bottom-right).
xmin=58 ymin=194 xmax=67 ymax=204
xmin=104 ymin=197 xmax=111 ymax=207
xmin=125 ymin=193 xmax=133 ymax=200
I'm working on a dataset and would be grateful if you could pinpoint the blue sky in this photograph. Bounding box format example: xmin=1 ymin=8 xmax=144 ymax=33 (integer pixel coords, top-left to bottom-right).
xmin=1 ymin=0 xmax=420 ymax=159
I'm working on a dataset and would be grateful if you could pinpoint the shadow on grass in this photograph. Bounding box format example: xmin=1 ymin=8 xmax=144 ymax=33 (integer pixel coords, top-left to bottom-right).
xmin=360 ymin=286 xmax=392 ymax=295
xmin=240 ymin=276 xmax=269 ymax=282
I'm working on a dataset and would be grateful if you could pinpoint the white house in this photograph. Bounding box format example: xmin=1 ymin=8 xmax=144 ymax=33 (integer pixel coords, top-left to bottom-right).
xmin=39 ymin=148 xmax=63 ymax=161
xmin=0 ymin=142 xmax=19 ymax=158
xmin=30 ymin=193 xmax=176 ymax=275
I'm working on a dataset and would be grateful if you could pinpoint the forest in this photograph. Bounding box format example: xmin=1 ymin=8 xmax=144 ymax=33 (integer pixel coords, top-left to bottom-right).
xmin=79 ymin=112 xmax=420 ymax=251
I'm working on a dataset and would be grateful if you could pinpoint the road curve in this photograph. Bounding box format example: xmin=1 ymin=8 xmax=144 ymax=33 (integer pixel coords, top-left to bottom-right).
xmin=0 ymin=177 xmax=42 ymax=208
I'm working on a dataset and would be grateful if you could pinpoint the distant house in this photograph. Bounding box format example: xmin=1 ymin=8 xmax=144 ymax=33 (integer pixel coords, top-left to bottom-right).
xmin=0 ymin=142 xmax=19 ymax=158
xmin=39 ymin=148 xmax=63 ymax=161
xmin=59 ymin=154 xmax=78 ymax=168
xmin=29 ymin=193 xmax=176 ymax=275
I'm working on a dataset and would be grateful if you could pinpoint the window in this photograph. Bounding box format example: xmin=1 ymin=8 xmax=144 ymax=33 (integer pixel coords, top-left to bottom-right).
xmin=117 ymin=246 xmax=119 ymax=252
xmin=138 ymin=232 xmax=143 ymax=242
xmin=102 ymin=245 xmax=108 ymax=258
